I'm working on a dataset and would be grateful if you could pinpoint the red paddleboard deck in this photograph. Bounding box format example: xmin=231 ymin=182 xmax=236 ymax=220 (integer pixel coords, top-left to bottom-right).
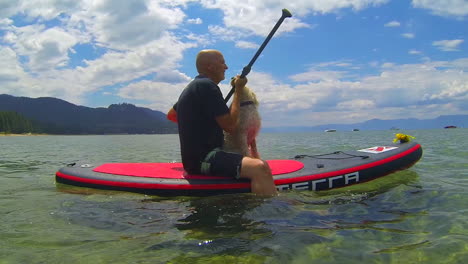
xmin=92 ymin=159 xmax=304 ymax=180
xmin=55 ymin=141 xmax=422 ymax=196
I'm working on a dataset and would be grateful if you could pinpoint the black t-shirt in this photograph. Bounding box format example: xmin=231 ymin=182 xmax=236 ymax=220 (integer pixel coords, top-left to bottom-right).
xmin=174 ymin=76 xmax=229 ymax=174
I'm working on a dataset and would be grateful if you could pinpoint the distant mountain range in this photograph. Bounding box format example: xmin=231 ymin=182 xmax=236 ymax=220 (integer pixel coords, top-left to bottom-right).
xmin=263 ymin=115 xmax=467 ymax=132
xmin=1 ymin=94 xmax=466 ymax=134
xmin=0 ymin=94 xmax=177 ymax=134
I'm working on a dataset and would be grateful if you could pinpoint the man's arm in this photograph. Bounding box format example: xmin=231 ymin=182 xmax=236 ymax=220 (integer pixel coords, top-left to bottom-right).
xmin=167 ymin=107 xmax=177 ymax=123
xmin=216 ymin=76 xmax=246 ymax=133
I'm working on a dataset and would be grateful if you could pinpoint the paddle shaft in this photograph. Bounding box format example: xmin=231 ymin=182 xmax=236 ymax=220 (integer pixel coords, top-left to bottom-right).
xmin=224 ymin=8 xmax=292 ymax=103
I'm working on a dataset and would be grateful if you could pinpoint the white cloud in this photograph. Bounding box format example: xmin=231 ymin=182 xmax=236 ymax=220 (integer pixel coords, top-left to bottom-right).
xmin=0 ymin=47 xmax=22 ymax=84
xmin=412 ymin=0 xmax=468 ymax=18
xmin=187 ymin=18 xmax=203 ymax=24
xmin=0 ymin=0 xmax=398 ymax=101
xmin=75 ymin=32 xmax=193 ymax=89
xmin=154 ymin=69 xmax=192 ymax=83
xmin=200 ymin=0 xmax=390 ymax=17
xmin=381 ymin=62 xmax=396 ymax=68
xmin=337 ymin=99 xmax=376 ymax=110
xmin=433 ymin=39 xmax=464 ymax=51
xmin=409 ymin=49 xmax=422 ymax=55
xmin=384 ymin=21 xmax=400 ymax=27
xmin=423 ymin=80 xmax=468 ymax=101
xmin=185 ymin=32 xmax=213 ymax=46
xmin=289 ymin=61 xmax=358 ymax=82
xmin=0 ymin=45 xmax=87 ymax=102
xmin=0 ymin=18 xmax=13 ymax=27
xmin=0 ymin=0 xmax=196 ymax=105
xmin=5 ymin=25 xmax=81 ymax=71
xmin=0 ymin=0 xmax=81 ymax=21
xmin=117 ymin=80 xmax=188 ymax=112
xmin=199 ymin=0 xmax=389 ymax=37
xmin=1 ymin=33 xmax=193 ymax=105
xmin=402 ymin=33 xmax=415 ymax=39
xmin=235 ymin=40 xmax=259 ymax=49
xmin=248 ymin=59 xmax=468 ymax=126
xmin=0 ymin=1 xmax=18 ymax=18
xmin=68 ymin=0 xmax=186 ymax=50
xmin=290 ymin=69 xmax=345 ymax=82
xmin=208 ymin=25 xmax=251 ymax=41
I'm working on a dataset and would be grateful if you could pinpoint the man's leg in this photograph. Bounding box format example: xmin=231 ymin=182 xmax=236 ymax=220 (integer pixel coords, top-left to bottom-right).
xmin=239 ymin=157 xmax=277 ymax=195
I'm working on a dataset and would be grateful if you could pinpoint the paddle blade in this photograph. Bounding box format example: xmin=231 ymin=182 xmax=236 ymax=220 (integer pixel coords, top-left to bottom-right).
xmin=282 ymin=9 xmax=292 ymax=18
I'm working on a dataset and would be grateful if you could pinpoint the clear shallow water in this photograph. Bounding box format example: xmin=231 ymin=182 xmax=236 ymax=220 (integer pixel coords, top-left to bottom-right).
xmin=0 ymin=130 xmax=467 ymax=263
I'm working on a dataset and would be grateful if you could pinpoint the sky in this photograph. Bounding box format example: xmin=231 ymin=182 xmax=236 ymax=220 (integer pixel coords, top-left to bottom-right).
xmin=0 ymin=0 xmax=467 ymax=128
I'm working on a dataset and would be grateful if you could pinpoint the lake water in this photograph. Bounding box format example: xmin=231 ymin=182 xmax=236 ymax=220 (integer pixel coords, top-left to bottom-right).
xmin=0 ymin=129 xmax=467 ymax=263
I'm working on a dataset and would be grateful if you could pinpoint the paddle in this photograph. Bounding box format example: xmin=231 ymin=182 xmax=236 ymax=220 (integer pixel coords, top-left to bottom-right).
xmin=224 ymin=8 xmax=292 ymax=103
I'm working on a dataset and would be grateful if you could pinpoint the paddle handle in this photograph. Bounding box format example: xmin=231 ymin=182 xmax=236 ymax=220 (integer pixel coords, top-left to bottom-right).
xmin=225 ymin=9 xmax=292 ymax=103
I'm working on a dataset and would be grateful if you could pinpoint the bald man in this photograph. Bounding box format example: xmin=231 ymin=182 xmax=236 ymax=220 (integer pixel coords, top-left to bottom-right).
xmin=167 ymin=50 xmax=277 ymax=195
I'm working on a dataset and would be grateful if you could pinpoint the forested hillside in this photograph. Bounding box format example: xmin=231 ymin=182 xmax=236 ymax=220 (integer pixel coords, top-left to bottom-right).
xmin=0 ymin=111 xmax=41 ymax=134
xmin=0 ymin=94 xmax=177 ymax=134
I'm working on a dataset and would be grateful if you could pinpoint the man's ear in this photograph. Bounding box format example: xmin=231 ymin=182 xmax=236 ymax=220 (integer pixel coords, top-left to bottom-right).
xmin=206 ymin=63 xmax=214 ymax=72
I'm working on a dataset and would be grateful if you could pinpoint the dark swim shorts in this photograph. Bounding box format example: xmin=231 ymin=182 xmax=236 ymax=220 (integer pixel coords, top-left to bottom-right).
xmin=200 ymin=148 xmax=244 ymax=179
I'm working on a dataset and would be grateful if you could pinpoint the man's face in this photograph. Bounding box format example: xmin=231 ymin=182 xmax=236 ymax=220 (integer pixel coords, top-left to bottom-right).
xmin=210 ymin=53 xmax=228 ymax=83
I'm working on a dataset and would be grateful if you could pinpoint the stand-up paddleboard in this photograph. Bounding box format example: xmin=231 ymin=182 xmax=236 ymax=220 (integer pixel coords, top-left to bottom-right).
xmin=55 ymin=141 xmax=422 ymax=196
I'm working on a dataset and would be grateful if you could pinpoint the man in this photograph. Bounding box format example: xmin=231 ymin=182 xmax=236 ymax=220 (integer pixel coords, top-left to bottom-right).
xmin=167 ymin=49 xmax=277 ymax=195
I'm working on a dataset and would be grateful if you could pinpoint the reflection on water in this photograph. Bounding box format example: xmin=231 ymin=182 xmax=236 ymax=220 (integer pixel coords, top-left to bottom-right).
xmin=1 ymin=130 xmax=467 ymax=263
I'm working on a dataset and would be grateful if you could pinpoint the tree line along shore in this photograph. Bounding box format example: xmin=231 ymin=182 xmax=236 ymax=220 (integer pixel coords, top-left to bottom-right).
xmin=0 ymin=111 xmax=40 ymax=135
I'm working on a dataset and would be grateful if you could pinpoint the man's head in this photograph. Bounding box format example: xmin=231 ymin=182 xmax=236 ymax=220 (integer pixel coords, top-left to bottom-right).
xmin=196 ymin=50 xmax=228 ymax=84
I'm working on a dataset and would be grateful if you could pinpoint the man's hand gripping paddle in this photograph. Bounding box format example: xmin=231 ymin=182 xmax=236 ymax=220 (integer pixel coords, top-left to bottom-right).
xmin=224 ymin=8 xmax=292 ymax=103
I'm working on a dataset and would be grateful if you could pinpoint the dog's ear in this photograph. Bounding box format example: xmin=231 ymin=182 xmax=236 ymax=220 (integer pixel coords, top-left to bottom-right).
xmin=250 ymin=90 xmax=259 ymax=106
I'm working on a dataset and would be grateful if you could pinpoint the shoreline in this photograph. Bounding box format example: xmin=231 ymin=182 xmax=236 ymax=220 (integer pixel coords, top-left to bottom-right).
xmin=0 ymin=133 xmax=49 ymax=136
xmin=0 ymin=133 xmax=178 ymax=136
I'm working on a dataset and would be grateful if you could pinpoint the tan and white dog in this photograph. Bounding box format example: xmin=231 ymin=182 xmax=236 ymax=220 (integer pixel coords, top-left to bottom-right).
xmin=223 ymin=79 xmax=261 ymax=158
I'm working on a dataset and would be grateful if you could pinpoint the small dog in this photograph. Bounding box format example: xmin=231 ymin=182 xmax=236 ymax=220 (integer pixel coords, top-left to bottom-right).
xmin=223 ymin=78 xmax=261 ymax=158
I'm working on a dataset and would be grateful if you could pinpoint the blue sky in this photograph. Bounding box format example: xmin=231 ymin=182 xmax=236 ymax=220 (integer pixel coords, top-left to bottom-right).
xmin=0 ymin=0 xmax=467 ymax=127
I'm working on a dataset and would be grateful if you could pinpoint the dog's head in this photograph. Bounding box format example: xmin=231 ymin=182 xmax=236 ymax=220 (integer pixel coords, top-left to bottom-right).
xmin=230 ymin=78 xmax=259 ymax=106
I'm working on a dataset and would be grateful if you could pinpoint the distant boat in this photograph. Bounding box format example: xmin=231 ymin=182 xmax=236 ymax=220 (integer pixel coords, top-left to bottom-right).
xmin=325 ymin=129 xmax=337 ymax=132
xmin=352 ymin=128 xmax=360 ymax=131
xmin=444 ymin=125 xmax=457 ymax=129
xmin=390 ymin=127 xmax=400 ymax=130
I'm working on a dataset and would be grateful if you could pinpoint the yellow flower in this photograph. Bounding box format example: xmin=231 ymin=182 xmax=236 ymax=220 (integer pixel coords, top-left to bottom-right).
xmin=393 ymin=133 xmax=415 ymax=143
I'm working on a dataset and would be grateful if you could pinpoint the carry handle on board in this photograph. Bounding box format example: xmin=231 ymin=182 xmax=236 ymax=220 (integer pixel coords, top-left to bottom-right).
xmin=224 ymin=8 xmax=292 ymax=103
